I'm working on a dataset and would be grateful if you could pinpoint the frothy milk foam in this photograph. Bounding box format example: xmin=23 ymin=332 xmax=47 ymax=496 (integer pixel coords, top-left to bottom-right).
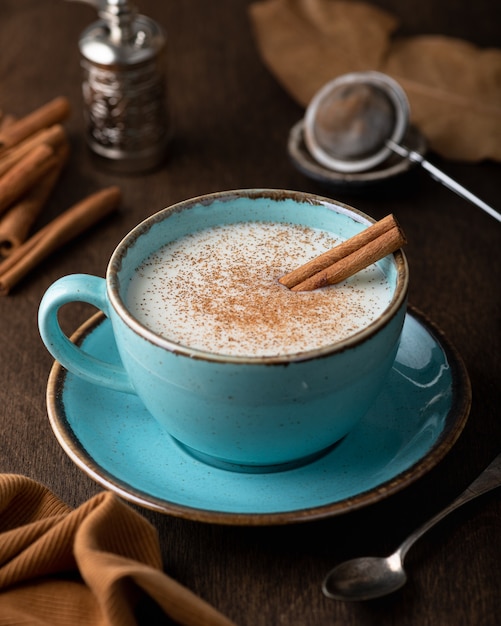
xmin=126 ymin=221 xmax=393 ymax=357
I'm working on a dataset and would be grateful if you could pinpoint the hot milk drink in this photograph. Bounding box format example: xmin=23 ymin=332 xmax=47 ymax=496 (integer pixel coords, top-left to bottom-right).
xmin=126 ymin=221 xmax=392 ymax=357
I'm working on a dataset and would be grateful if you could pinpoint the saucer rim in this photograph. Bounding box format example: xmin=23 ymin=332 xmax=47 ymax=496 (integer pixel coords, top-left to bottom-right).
xmin=46 ymin=306 xmax=471 ymax=526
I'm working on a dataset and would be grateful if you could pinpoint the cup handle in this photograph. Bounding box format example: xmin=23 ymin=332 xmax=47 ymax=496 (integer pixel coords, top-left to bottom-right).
xmin=38 ymin=274 xmax=135 ymax=394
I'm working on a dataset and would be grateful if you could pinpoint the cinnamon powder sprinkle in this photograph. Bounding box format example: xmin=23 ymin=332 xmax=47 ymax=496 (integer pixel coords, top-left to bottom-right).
xmin=126 ymin=222 xmax=392 ymax=357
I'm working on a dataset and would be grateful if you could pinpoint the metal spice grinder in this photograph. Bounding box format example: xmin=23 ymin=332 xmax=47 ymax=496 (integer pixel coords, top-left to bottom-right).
xmin=68 ymin=0 xmax=169 ymax=173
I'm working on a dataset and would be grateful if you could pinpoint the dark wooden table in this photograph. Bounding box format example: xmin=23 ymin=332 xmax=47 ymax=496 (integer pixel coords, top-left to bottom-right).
xmin=1 ymin=1 xmax=500 ymax=624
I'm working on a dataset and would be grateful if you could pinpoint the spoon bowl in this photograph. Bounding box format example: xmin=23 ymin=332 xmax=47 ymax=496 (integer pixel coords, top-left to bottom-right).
xmin=322 ymin=553 xmax=406 ymax=601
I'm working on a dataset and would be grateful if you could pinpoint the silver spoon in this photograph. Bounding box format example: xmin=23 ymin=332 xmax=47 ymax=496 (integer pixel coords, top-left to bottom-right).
xmin=322 ymin=453 xmax=501 ymax=601
xmin=304 ymin=71 xmax=501 ymax=223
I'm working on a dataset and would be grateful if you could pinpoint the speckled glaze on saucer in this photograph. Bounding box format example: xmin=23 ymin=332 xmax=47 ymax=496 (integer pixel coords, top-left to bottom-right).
xmin=288 ymin=120 xmax=427 ymax=189
xmin=47 ymin=307 xmax=470 ymax=526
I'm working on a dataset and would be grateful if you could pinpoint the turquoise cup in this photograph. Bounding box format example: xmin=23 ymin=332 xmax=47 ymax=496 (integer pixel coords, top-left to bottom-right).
xmin=38 ymin=189 xmax=408 ymax=472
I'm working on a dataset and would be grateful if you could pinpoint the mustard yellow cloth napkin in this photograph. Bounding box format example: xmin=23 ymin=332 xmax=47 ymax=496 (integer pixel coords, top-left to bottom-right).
xmin=249 ymin=0 xmax=501 ymax=161
xmin=0 ymin=474 xmax=235 ymax=626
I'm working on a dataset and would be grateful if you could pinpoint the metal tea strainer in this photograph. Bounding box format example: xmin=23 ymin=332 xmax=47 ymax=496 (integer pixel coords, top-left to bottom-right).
xmin=303 ymin=71 xmax=501 ymax=223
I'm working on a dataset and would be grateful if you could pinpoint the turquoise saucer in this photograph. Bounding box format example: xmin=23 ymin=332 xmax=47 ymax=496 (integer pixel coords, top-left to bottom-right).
xmin=47 ymin=307 xmax=470 ymax=525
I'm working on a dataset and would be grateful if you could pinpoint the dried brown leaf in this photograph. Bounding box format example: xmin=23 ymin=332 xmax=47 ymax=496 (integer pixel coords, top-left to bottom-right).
xmin=249 ymin=0 xmax=397 ymax=106
xmin=383 ymin=36 xmax=501 ymax=160
xmin=249 ymin=0 xmax=501 ymax=161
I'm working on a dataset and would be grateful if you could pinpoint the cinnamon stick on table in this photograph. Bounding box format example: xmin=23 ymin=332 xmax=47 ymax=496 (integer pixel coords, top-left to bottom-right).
xmin=0 ymin=113 xmax=16 ymax=131
xmin=0 ymin=143 xmax=60 ymax=216
xmin=0 ymin=186 xmax=121 ymax=296
xmin=0 ymin=97 xmax=70 ymax=151
xmin=0 ymin=124 xmax=67 ymax=178
xmin=0 ymin=143 xmax=69 ymax=255
xmin=279 ymin=214 xmax=406 ymax=292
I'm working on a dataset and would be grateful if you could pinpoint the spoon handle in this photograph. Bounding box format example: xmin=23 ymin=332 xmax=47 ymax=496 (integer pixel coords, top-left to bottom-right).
xmin=398 ymin=453 xmax=501 ymax=561
xmin=387 ymin=141 xmax=501 ymax=224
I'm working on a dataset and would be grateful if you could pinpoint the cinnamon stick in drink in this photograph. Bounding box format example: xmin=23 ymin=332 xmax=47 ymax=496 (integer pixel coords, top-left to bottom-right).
xmin=0 ymin=97 xmax=70 ymax=151
xmin=279 ymin=214 xmax=399 ymax=289
xmin=290 ymin=223 xmax=406 ymax=291
xmin=0 ymin=186 xmax=121 ymax=295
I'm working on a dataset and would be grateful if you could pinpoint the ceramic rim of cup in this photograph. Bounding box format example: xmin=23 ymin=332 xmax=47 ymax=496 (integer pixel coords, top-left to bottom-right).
xmin=303 ymin=71 xmax=410 ymax=174
xmin=107 ymin=189 xmax=409 ymax=365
